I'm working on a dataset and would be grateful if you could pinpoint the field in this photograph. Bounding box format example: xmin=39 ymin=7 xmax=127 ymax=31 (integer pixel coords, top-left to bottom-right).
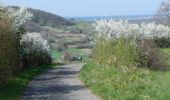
xmin=80 ymin=48 xmax=170 ymax=100
xmin=51 ymin=47 xmax=91 ymax=62
xmin=41 ymin=20 xmax=93 ymax=50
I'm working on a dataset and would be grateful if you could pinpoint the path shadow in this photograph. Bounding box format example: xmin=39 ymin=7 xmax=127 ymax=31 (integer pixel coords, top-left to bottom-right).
xmin=24 ymin=84 xmax=86 ymax=96
xmin=33 ymin=69 xmax=79 ymax=81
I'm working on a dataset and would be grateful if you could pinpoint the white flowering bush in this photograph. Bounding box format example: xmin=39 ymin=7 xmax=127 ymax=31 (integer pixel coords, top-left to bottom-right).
xmin=94 ymin=19 xmax=170 ymax=40
xmin=92 ymin=19 xmax=170 ymax=70
xmin=21 ymin=33 xmax=50 ymax=53
xmin=9 ymin=7 xmax=33 ymax=31
xmin=20 ymin=32 xmax=52 ymax=67
xmin=95 ymin=20 xmax=170 ymax=48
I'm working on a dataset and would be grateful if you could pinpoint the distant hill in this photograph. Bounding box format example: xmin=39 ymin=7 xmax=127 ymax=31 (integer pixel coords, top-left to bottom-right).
xmin=9 ymin=6 xmax=74 ymax=32
xmin=28 ymin=7 xmax=74 ymax=27
xmin=73 ymin=15 xmax=154 ymax=23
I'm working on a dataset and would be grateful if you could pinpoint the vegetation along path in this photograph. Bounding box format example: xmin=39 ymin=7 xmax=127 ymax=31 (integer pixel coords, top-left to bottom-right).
xmin=22 ymin=63 xmax=99 ymax=100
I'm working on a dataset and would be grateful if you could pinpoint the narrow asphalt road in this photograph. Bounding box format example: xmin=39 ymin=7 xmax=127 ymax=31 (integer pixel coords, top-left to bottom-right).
xmin=22 ymin=63 xmax=99 ymax=100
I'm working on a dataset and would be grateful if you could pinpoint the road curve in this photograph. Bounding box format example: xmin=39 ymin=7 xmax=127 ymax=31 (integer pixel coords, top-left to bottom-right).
xmin=22 ymin=63 xmax=99 ymax=100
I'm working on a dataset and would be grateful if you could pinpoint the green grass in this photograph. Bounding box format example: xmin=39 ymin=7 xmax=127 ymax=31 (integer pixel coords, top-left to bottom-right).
xmin=80 ymin=48 xmax=170 ymax=100
xmin=0 ymin=63 xmax=59 ymax=100
xmin=66 ymin=48 xmax=87 ymax=55
xmin=80 ymin=62 xmax=170 ymax=100
xmin=162 ymin=48 xmax=170 ymax=65
xmin=51 ymin=50 xmax=64 ymax=60
xmin=51 ymin=47 xmax=90 ymax=62
xmin=163 ymin=48 xmax=170 ymax=53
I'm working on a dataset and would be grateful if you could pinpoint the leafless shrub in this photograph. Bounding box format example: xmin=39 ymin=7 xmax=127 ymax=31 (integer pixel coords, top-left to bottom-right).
xmin=155 ymin=0 xmax=170 ymax=26
xmin=0 ymin=10 xmax=20 ymax=86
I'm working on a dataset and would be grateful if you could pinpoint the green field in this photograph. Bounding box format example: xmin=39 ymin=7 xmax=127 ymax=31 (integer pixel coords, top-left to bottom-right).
xmin=80 ymin=48 xmax=170 ymax=100
xmin=51 ymin=47 xmax=90 ymax=62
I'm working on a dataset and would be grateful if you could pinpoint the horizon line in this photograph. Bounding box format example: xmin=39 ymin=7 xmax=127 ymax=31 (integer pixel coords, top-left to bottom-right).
xmin=67 ymin=15 xmax=154 ymax=18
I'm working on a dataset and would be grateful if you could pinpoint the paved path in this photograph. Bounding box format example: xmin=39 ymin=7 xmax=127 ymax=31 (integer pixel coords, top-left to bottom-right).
xmin=22 ymin=63 xmax=99 ymax=100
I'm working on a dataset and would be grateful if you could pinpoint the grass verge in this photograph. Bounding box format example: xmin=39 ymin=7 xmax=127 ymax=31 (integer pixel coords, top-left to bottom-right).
xmin=0 ymin=63 xmax=59 ymax=100
xmin=80 ymin=61 xmax=170 ymax=100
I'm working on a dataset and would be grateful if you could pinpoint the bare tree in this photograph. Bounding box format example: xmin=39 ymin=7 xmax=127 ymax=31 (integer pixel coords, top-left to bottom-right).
xmin=155 ymin=0 xmax=170 ymax=26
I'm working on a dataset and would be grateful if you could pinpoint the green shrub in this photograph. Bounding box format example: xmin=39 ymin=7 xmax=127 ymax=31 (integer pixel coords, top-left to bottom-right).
xmin=154 ymin=37 xmax=170 ymax=48
xmin=137 ymin=39 xmax=169 ymax=70
xmin=92 ymin=37 xmax=138 ymax=68
xmin=92 ymin=37 xmax=169 ymax=70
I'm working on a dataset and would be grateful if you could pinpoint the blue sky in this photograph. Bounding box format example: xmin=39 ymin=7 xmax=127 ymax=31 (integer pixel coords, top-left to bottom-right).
xmin=4 ymin=0 xmax=164 ymax=17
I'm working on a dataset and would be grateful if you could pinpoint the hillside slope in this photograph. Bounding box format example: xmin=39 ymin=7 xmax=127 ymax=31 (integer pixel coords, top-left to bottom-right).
xmin=9 ymin=6 xmax=74 ymax=32
xmin=28 ymin=7 xmax=73 ymax=27
xmin=8 ymin=6 xmax=93 ymax=49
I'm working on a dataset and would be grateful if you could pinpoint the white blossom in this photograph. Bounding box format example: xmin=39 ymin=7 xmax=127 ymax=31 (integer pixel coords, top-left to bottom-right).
xmin=20 ymin=32 xmax=50 ymax=54
xmin=0 ymin=2 xmax=33 ymax=31
xmin=9 ymin=7 xmax=33 ymax=31
xmin=94 ymin=19 xmax=170 ymax=40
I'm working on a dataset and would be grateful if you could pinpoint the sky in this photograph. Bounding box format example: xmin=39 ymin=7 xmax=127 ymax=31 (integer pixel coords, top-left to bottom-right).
xmin=4 ymin=0 xmax=164 ymax=17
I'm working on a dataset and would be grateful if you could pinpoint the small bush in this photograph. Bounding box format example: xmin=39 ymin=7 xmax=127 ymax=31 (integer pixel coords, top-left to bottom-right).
xmin=137 ymin=40 xmax=169 ymax=70
xmin=154 ymin=37 xmax=170 ymax=48
xmin=61 ymin=52 xmax=72 ymax=63
xmin=20 ymin=32 xmax=52 ymax=68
